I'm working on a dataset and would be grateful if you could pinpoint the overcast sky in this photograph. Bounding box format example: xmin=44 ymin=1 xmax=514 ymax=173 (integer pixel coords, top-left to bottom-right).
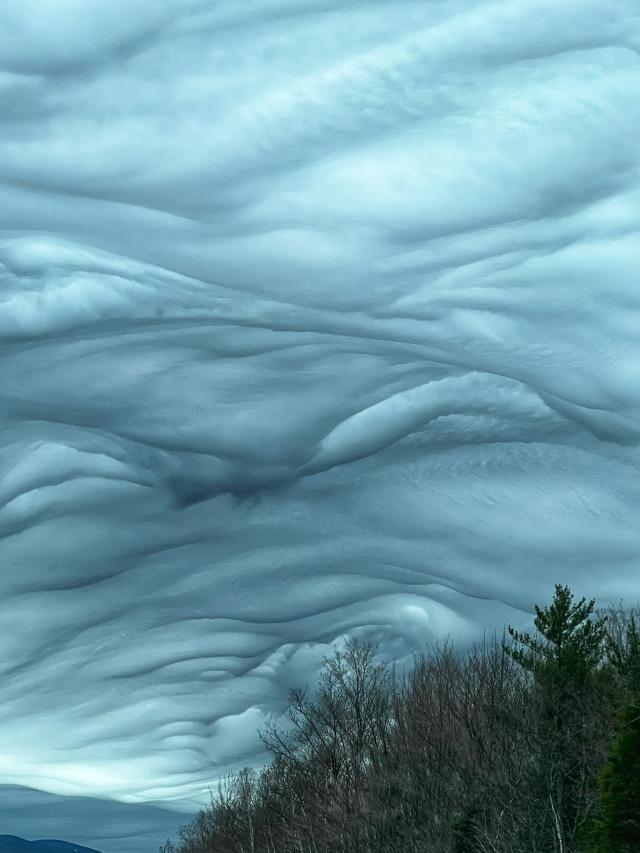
xmin=1 ymin=1 xmax=639 ymax=850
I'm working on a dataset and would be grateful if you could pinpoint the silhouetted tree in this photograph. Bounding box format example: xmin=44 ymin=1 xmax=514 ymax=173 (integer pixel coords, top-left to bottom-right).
xmin=161 ymin=587 xmax=638 ymax=853
xmin=586 ymin=611 xmax=640 ymax=852
xmin=505 ymin=584 xmax=609 ymax=853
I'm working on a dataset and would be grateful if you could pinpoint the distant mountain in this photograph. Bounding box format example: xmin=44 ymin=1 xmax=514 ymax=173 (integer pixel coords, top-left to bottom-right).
xmin=0 ymin=837 xmax=102 ymax=853
xmin=0 ymin=784 xmax=186 ymax=853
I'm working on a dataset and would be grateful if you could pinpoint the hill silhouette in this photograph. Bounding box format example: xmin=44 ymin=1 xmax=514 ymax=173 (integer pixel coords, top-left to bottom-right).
xmin=0 ymin=836 xmax=101 ymax=853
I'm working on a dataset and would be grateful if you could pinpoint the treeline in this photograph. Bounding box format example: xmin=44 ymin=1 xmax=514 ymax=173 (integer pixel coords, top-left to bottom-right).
xmin=161 ymin=585 xmax=640 ymax=853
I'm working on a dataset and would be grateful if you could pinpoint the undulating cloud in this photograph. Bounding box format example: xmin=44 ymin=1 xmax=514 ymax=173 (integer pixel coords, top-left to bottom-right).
xmin=0 ymin=1 xmax=639 ymax=849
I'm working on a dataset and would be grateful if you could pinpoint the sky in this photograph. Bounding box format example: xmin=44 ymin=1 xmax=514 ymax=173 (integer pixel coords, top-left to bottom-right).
xmin=1 ymin=1 xmax=639 ymax=850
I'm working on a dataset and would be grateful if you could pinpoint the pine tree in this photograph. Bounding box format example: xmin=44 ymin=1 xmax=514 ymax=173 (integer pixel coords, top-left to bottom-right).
xmin=593 ymin=613 xmax=640 ymax=852
xmin=606 ymin=612 xmax=640 ymax=694
xmin=505 ymin=584 xmax=607 ymax=681
xmin=505 ymin=585 xmax=608 ymax=852
xmin=597 ymin=699 xmax=640 ymax=852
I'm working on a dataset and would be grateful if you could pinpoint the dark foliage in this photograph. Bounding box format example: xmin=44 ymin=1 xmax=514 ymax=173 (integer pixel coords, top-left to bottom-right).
xmin=586 ymin=611 xmax=640 ymax=852
xmin=161 ymin=587 xmax=639 ymax=853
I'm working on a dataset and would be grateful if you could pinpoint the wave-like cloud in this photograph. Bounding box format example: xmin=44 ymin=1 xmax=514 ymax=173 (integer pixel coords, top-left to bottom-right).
xmin=0 ymin=0 xmax=639 ymax=847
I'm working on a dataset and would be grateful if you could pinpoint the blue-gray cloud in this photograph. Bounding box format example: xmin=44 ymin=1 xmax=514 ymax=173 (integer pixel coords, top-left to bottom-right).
xmin=0 ymin=785 xmax=186 ymax=853
xmin=0 ymin=0 xmax=639 ymax=849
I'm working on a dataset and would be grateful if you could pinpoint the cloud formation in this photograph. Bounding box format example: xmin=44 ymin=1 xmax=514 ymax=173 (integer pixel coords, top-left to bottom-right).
xmin=0 ymin=785 xmax=185 ymax=853
xmin=0 ymin=0 xmax=639 ymax=848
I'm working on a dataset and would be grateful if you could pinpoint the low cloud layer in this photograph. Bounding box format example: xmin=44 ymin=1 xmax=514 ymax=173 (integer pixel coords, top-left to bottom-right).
xmin=1 ymin=0 xmax=639 ymax=848
xmin=0 ymin=785 xmax=185 ymax=853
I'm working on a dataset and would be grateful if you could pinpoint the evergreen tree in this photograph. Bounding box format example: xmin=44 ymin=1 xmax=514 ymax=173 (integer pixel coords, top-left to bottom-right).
xmin=505 ymin=585 xmax=609 ymax=852
xmin=606 ymin=611 xmax=640 ymax=694
xmin=505 ymin=584 xmax=607 ymax=681
xmin=597 ymin=699 xmax=640 ymax=852
xmin=593 ymin=612 xmax=640 ymax=852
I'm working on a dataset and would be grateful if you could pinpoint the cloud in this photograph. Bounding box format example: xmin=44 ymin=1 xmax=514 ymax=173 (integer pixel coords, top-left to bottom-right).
xmin=0 ymin=0 xmax=639 ymax=849
xmin=0 ymin=785 xmax=186 ymax=853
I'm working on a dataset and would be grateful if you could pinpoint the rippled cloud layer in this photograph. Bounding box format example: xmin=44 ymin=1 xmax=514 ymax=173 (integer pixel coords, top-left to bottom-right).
xmin=1 ymin=0 xmax=639 ymax=847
